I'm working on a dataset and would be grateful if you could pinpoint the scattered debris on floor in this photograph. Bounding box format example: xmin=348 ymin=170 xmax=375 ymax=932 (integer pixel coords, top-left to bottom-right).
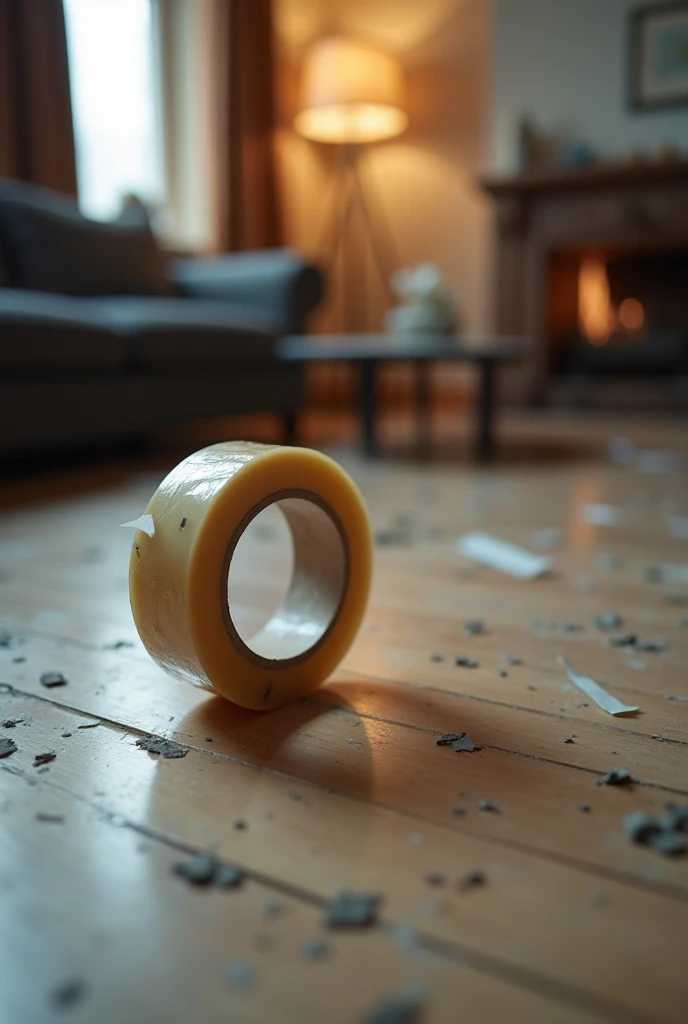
xmin=103 ymin=640 xmax=134 ymax=649
xmin=262 ymin=899 xmax=285 ymax=920
xmin=50 ymin=978 xmax=88 ymax=1010
xmin=40 ymin=671 xmax=67 ymax=688
xmin=562 ymin=622 xmax=584 ymax=633
xmin=325 ymin=891 xmax=381 ymax=928
xmin=623 ymin=804 xmax=688 ymax=856
xmin=558 ymin=656 xmax=639 ymax=716
xmin=33 ymin=751 xmax=56 ymax=767
xmin=361 ymin=985 xmax=427 ymax=1024
xmin=661 ymin=592 xmax=688 ymax=606
xmin=595 ymin=552 xmax=622 ymax=571
xmin=301 ymin=937 xmax=331 ymax=962
xmin=595 ymin=768 xmax=632 ymax=787
xmin=35 ymin=812 xmax=64 ymax=823
xmin=452 ymin=806 xmax=466 ymax=816
xmin=530 ymin=527 xmax=563 ymax=551
xmin=0 ymin=736 xmax=18 ymax=758
xmin=577 ymin=804 xmax=591 ymax=813
xmin=225 ymin=960 xmax=256 ymax=991
xmin=429 ymin=652 xmax=445 ymax=663
xmin=1 ymin=716 xmax=23 ymax=728
xmin=464 ymin=619 xmax=486 ymax=635
xmin=173 ymin=851 xmax=245 ymax=888
xmin=461 ymin=869 xmax=486 ymax=889
xmin=436 ymin=732 xmax=481 ymax=753
xmin=374 ymin=529 xmax=412 ymax=548
xmin=477 ymin=799 xmax=500 ymax=813
xmin=77 ymin=721 xmax=101 ymax=730
xmin=504 ymin=654 xmax=522 ymax=666
xmin=455 ymin=530 xmax=550 ymax=579
xmin=632 ymin=638 xmax=667 ymax=653
xmin=454 ymin=656 xmax=479 ymax=668
xmin=135 ymin=735 xmax=188 ymax=759
xmin=579 ymin=503 xmax=619 ymax=526
xmin=424 ymin=872 xmax=446 ymax=888
xmin=233 ymin=819 xmax=247 ymax=830
xmin=595 ymin=612 xmax=622 ymax=631
xmin=563 ymin=737 xmax=574 ymax=744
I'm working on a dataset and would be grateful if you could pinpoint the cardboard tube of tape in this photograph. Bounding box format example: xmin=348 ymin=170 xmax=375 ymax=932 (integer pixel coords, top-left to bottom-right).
xmin=128 ymin=441 xmax=372 ymax=710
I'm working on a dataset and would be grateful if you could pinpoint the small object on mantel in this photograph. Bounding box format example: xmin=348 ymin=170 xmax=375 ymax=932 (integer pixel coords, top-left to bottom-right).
xmin=40 ymin=671 xmax=67 ymax=688
xmin=135 ymin=735 xmax=188 ymax=759
xmin=325 ymin=890 xmax=381 ymax=928
xmin=595 ymin=768 xmax=632 ymax=787
xmin=455 ymin=531 xmax=550 ymax=580
xmin=558 ymin=656 xmax=639 ymax=716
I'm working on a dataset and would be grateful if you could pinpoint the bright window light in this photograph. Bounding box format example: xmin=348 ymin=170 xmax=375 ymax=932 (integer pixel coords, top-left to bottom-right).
xmin=64 ymin=0 xmax=164 ymax=220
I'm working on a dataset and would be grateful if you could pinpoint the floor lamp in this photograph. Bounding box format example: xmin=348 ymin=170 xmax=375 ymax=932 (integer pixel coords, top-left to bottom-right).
xmin=294 ymin=37 xmax=408 ymax=332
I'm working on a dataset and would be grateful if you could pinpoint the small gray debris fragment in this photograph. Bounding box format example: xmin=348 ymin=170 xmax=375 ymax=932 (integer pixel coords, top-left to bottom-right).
xmin=51 ymin=978 xmax=87 ymax=1010
xmin=174 ymin=851 xmax=245 ymax=888
xmin=649 ymin=831 xmax=687 ymax=856
xmin=477 ymin=798 xmax=500 ymax=813
xmin=233 ymin=818 xmax=247 ymax=830
xmin=103 ymin=640 xmax=134 ymax=650
xmin=608 ymin=634 xmax=637 ymax=648
xmin=424 ymin=872 xmax=446 ymax=888
xmin=429 ymin=652 xmax=445 ymax=663
xmin=644 ymin=566 xmax=663 ymax=583
xmin=589 ymin=891 xmax=607 ymax=909
xmin=452 ymin=806 xmax=466 ymax=816
xmin=0 ymin=736 xmax=18 ymax=758
xmin=179 ymin=517 xmax=187 ymax=529
xmin=661 ymin=592 xmax=688 ymax=606
xmin=505 ymin=654 xmax=522 ymax=666
xmin=450 ymin=733 xmax=481 ymax=753
xmin=33 ymin=751 xmax=56 ymax=767
xmin=215 ymin=862 xmax=245 ymax=888
xmin=663 ymin=802 xmax=688 ymax=832
xmin=465 ymin=619 xmax=486 ymax=635
xmin=77 ymin=721 xmax=101 ymax=730
xmin=135 ymin=735 xmax=188 ymax=759
xmin=562 ymin=622 xmax=584 ymax=633
xmin=462 ymin=869 xmax=486 ymax=889
xmin=577 ymin=803 xmax=591 ymax=813
xmin=454 ymin=656 xmax=479 ymax=668
xmin=325 ymin=890 xmax=381 ymax=928
xmin=667 ymin=694 xmax=688 ymax=702
xmin=40 ymin=671 xmax=67 ymax=688
xmin=36 ymin=812 xmax=64 ymax=823
xmin=262 ymin=899 xmax=284 ymax=920
xmin=595 ymin=552 xmax=621 ymax=571
xmin=374 ymin=529 xmax=412 ymax=547
xmin=436 ymin=733 xmax=463 ymax=746
xmin=633 ymin=637 xmax=666 ymax=653
xmin=361 ymin=991 xmax=425 ymax=1024
xmin=226 ymin=960 xmax=256 ymax=991
xmin=301 ymin=937 xmax=331 ymax=962
xmin=1 ymin=716 xmax=22 ymax=728
xmin=563 ymin=737 xmax=574 ymax=744
xmin=499 ymin=670 xmax=508 ymax=677
xmin=595 ymin=768 xmax=632 ymax=787
xmin=61 ymin=732 xmax=72 ymax=738
xmin=13 ymin=656 xmax=25 ymax=663
xmin=595 ymin=612 xmax=622 ymax=631
xmin=623 ymin=811 xmax=660 ymax=843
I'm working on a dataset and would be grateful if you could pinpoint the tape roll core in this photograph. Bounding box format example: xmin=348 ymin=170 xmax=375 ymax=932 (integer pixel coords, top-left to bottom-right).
xmin=221 ymin=489 xmax=349 ymax=668
xmin=129 ymin=441 xmax=372 ymax=710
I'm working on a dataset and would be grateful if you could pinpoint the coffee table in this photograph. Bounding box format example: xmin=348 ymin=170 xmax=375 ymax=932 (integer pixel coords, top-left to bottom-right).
xmin=278 ymin=333 xmax=525 ymax=459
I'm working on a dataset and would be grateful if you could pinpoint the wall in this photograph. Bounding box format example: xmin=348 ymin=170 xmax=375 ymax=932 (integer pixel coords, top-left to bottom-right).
xmin=491 ymin=0 xmax=688 ymax=172
xmin=274 ymin=0 xmax=493 ymax=336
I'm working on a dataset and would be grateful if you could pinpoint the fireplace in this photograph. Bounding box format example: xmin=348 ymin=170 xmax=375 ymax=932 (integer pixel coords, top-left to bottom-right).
xmin=549 ymin=246 xmax=688 ymax=378
xmin=482 ymin=160 xmax=688 ymax=405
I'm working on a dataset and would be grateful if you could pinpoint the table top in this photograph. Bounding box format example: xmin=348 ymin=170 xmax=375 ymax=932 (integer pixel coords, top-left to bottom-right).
xmin=279 ymin=333 xmax=525 ymax=363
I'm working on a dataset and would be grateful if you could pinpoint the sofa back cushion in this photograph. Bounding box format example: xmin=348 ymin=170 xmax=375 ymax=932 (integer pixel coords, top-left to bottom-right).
xmin=0 ymin=180 xmax=170 ymax=297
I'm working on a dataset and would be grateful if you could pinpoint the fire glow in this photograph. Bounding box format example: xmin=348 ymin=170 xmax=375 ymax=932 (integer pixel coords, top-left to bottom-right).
xmin=577 ymin=257 xmax=645 ymax=345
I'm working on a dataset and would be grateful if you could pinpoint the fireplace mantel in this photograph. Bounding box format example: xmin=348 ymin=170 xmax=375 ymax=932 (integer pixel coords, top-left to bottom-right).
xmin=481 ymin=160 xmax=688 ymax=401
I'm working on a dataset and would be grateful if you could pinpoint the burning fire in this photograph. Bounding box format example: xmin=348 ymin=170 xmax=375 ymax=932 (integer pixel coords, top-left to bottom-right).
xmin=577 ymin=257 xmax=645 ymax=345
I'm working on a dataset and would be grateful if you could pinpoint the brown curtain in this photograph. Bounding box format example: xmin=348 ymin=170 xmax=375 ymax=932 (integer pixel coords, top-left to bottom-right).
xmin=211 ymin=0 xmax=280 ymax=252
xmin=0 ymin=0 xmax=77 ymax=194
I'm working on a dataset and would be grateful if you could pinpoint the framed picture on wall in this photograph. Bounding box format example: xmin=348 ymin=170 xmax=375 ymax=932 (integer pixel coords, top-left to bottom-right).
xmin=629 ymin=1 xmax=688 ymax=110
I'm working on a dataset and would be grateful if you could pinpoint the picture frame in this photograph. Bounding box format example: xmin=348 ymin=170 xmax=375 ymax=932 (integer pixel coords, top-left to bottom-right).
xmin=629 ymin=1 xmax=688 ymax=111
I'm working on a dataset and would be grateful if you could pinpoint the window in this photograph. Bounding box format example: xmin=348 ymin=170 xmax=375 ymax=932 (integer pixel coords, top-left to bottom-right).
xmin=64 ymin=0 xmax=164 ymax=221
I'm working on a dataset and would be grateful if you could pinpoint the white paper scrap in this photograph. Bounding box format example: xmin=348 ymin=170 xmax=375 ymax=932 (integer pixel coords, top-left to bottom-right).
xmin=579 ymin=503 xmax=620 ymax=526
xmin=455 ymin=531 xmax=550 ymax=580
xmin=120 ymin=514 xmax=155 ymax=538
xmin=558 ymin=656 xmax=639 ymax=716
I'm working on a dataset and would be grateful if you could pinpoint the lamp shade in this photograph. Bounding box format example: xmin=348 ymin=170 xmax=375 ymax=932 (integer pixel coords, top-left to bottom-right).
xmin=294 ymin=36 xmax=407 ymax=144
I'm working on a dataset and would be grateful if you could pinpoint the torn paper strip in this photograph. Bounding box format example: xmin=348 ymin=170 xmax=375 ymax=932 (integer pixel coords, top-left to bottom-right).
xmin=120 ymin=514 xmax=155 ymax=538
xmin=455 ymin=531 xmax=550 ymax=579
xmin=558 ymin=656 xmax=639 ymax=716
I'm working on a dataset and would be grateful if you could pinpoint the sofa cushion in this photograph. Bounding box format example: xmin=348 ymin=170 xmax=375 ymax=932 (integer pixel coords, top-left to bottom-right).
xmin=0 ymin=289 xmax=126 ymax=371
xmin=90 ymin=297 xmax=278 ymax=368
xmin=0 ymin=180 xmax=170 ymax=297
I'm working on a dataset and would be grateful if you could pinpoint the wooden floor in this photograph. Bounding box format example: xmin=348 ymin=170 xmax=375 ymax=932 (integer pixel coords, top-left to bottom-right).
xmin=1 ymin=411 xmax=688 ymax=1024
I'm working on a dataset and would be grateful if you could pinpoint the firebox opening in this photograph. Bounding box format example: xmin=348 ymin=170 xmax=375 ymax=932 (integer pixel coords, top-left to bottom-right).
xmin=547 ymin=245 xmax=688 ymax=378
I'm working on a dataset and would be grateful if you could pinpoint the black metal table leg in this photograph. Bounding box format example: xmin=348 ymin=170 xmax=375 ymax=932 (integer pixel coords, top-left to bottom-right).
xmin=359 ymin=359 xmax=379 ymax=456
xmin=476 ymin=358 xmax=495 ymax=461
xmin=415 ymin=359 xmax=431 ymax=458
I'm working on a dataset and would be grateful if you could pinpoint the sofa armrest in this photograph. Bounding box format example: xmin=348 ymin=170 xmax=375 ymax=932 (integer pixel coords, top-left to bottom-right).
xmin=170 ymin=249 xmax=324 ymax=333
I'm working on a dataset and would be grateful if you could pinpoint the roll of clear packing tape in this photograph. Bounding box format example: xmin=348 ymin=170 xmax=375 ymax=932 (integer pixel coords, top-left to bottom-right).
xmin=128 ymin=442 xmax=372 ymax=710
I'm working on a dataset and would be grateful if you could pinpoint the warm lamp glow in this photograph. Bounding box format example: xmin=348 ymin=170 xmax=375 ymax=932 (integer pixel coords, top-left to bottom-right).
xmin=294 ymin=36 xmax=408 ymax=144
xmin=618 ymin=297 xmax=645 ymax=331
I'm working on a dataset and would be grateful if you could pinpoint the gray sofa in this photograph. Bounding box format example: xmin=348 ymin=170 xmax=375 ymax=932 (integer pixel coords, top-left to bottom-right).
xmin=0 ymin=181 xmax=323 ymax=456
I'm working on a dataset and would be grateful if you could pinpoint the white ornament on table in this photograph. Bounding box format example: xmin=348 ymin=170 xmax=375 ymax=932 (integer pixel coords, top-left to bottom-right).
xmin=385 ymin=263 xmax=459 ymax=337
